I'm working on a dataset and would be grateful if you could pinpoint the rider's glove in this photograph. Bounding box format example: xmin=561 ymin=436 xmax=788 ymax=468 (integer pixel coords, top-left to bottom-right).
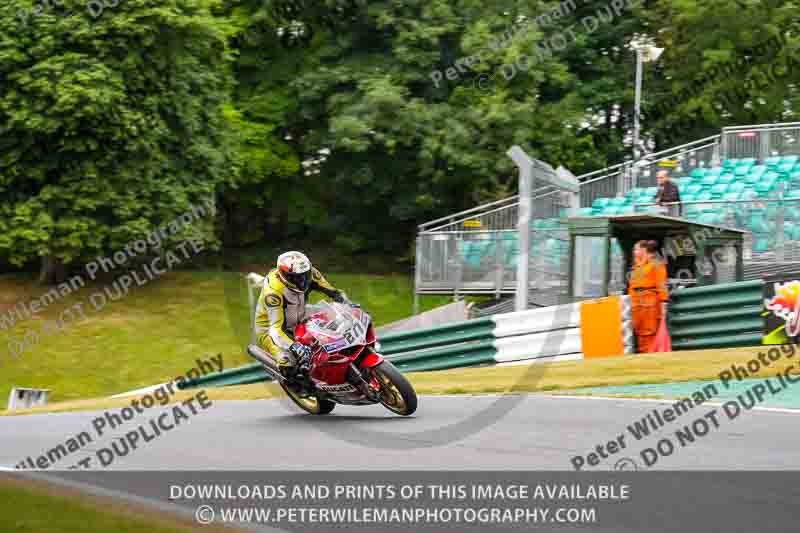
xmin=290 ymin=342 xmax=312 ymax=365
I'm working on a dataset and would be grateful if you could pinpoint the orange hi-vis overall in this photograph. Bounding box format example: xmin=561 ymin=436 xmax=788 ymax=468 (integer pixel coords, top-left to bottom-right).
xmin=628 ymin=258 xmax=669 ymax=353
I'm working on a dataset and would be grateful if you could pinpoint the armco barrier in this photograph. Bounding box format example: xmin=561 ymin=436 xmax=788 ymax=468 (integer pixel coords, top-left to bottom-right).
xmin=668 ymin=280 xmax=764 ymax=350
xmin=176 ymin=363 xmax=270 ymax=390
xmin=180 ymin=279 xmax=771 ymax=389
xmin=385 ymin=302 xmax=583 ymax=373
xmin=180 ymin=300 xmax=585 ymax=389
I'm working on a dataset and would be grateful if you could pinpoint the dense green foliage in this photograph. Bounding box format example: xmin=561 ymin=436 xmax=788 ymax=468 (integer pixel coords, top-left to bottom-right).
xmin=0 ymin=0 xmax=230 ymax=281
xmin=1 ymin=0 xmax=798 ymax=278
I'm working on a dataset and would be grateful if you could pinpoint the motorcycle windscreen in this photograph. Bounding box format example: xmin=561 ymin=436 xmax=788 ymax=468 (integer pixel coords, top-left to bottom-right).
xmin=304 ymin=301 xmax=371 ymax=353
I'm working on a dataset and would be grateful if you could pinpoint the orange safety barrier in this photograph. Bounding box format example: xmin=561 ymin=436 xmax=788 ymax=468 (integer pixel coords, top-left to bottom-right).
xmin=580 ymin=296 xmax=625 ymax=358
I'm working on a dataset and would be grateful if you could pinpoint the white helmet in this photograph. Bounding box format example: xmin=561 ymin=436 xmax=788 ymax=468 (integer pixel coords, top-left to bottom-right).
xmin=276 ymin=251 xmax=312 ymax=292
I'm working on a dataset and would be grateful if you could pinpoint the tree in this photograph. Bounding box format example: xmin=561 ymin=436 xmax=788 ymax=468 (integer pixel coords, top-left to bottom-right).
xmin=0 ymin=0 xmax=232 ymax=283
xmin=643 ymin=0 xmax=798 ymax=147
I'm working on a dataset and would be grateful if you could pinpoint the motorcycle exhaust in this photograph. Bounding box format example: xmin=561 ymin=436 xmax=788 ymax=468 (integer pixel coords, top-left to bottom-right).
xmin=247 ymin=344 xmax=287 ymax=383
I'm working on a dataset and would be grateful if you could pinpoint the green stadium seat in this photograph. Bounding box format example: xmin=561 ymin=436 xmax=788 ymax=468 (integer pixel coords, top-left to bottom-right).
xmin=686 ymin=184 xmax=703 ymax=195
xmin=697 ymin=212 xmax=725 ymax=225
xmin=609 ymin=197 xmax=628 ymax=207
xmin=786 ymin=221 xmax=799 ymax=241
xmin=750 ymin=210 xmax=772 ymax=233
xmin=706 ymin=167 xmax=724 ymax=178
xmin=737 ymin=158 xmax=756 ymax=168
xmin=744 ymin=172 xmax=763 ymax=185
xmin=755 ymin=178 xmax=779 ymax=195
xmin=717 ymin=173 xmax=736 ymax=184
xmin=754 ymin=183 xmax=774 ymax=196
xmin=603 ymin=206 xmax=620 ymax=215
xmin=729 ymin=182 xmax=746 ymax=193
xmin=723 ymin=159 xmax=738 ymax=169
xmin=765 ymin=156 xmax=782 ymax=167
xmin=701 ymin=175 xmax=718 ymax=187
xmin=592 ymin=198 xmax=610 ymax=209
xmin=574 ymin=207 xmax=594 ymax=216
xmin=781 ymin=155 xmax=799 ymax=166
xmin=677 ymin=177 xmax=693 ymax=188
xmin=740 ymin=189 xmax=758 ymax=202
xmin=459 ymin=241 xmax=491 ymax=268
xmin=750 ymin=165 xmax=767 ymax=177
xmin=733 ymin=166 xmax=750 ymax=177
xmin=711 ymin=183 xmax=729 ymax=198
xmin=753 ymin=237 xmax=772 ymax=253
xmin=690 ymin=168 xmax=707 ymax=179
xmin=696 ymin=190 xmax=714 ymax=202
xmin=777 ymin=162 xmax=795 ymax=175
xmin=722 ymin=191 xmax=741 ymax=202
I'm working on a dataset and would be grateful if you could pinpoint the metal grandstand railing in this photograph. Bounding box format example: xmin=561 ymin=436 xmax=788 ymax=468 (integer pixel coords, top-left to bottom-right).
xmin=722 ymin=122 xmax=800 ymax=160
xmin=635 ymin=197 xmax=800 ymax=264
xmin=419 ymin=134 xmax=724 ymax=237
xmin=416 ymin=161 xmax=572 ymax=298
xmin=416 ymin=121 xmax=800 ymax=302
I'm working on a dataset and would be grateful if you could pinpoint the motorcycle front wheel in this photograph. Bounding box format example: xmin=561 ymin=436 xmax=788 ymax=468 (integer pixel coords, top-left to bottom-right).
xmin=280 ymin=382 xmax=336 ymax=415
xmin=371 ymin=361 xmax=418 ymax=416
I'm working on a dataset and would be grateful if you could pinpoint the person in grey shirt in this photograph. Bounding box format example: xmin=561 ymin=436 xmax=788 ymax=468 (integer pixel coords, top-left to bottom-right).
xmin=655 ymin=170 xmax=682 ymax=217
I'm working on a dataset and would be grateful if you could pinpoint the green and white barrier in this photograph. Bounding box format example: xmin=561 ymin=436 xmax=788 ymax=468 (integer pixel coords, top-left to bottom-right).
xmin=669 ymin=280 xmax=764 ymax=349
xmin=381 ymin=302 xmax=583 ymax=373
xmin=180 ymin=275 xmax=584 ymax=389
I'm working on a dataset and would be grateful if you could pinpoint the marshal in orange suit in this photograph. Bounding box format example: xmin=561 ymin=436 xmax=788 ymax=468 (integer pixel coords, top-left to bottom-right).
xmin=628 ymin=240 xmax=669 ymax=353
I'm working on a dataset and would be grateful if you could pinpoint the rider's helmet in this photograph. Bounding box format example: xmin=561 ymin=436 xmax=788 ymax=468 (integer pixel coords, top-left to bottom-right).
xmin=277 ymin=251 xmax=313 ymax=292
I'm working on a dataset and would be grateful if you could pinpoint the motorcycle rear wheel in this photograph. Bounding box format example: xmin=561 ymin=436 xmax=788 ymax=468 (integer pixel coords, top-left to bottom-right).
xmin=281 ymin=382 xmax=336 ymax=415
xmin=372 ymin=361 xmax=417 ymax=416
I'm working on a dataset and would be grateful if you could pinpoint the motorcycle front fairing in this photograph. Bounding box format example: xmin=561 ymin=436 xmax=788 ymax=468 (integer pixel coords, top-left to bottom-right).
xmin=294 ymin=302 xmax=381 ymax=401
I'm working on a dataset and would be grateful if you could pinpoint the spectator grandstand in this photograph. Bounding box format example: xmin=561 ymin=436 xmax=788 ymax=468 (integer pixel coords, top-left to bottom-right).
xmin=415 ymin=122 xmax=800 ymax=309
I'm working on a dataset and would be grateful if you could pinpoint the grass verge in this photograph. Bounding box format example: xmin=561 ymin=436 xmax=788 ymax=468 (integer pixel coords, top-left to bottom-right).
xmin=4 ymin=344 xmax=790 ymax=416
xmin=0 ymin=474 xmax=234 ymax=533
xmin=0 ymin=271 xmax=448 ymax=409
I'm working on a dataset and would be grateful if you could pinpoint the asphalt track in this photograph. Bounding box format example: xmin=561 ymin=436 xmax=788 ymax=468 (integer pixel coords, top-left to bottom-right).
xmin=3 ymin=394 xmax=800 ymax=533
xmin=2 ymin=394 xmax=800 ymax=471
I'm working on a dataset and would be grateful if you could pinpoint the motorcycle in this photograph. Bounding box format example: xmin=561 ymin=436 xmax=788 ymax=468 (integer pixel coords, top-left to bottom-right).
xmin=247 ymin=301 xmax=417 ymax=416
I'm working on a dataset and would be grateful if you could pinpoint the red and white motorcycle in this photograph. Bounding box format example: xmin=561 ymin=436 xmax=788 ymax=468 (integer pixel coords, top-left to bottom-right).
xmin=248 ymin=301 xmax=417 ymax=416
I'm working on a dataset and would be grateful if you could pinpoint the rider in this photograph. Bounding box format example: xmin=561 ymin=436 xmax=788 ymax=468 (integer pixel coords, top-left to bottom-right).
xmin=254 ymin=251 xmax=351 ymax=373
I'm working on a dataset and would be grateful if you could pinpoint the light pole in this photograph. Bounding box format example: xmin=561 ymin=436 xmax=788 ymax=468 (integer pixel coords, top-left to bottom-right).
xmin=631 ymin=42 xmax=664 ymax=190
